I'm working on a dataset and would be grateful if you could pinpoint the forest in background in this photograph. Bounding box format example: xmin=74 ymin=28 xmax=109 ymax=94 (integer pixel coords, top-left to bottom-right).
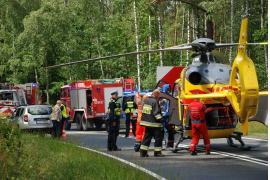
xmin=0 ymin=0 xmax=268 ymax=97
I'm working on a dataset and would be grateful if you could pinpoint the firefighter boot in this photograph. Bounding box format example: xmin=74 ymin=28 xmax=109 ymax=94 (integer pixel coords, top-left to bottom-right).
xmin=191 ymin=151 xmax=197 ymax=156
xmin=140 ymin=150 xmax=149 ymax=157
xmin=167 ymin=140 xmax=174 ymax=148
xmin=134 ymin=142 xmax=141 ymax=152
xmin=154 ymin=151 xmax=165 ymax=157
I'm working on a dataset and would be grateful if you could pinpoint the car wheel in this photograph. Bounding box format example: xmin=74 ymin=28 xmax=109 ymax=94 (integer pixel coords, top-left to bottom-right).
xmin=94 ymin=121 xmax=103 ymax=130
xmin=75 ymin=114 xmax=83 ymax=131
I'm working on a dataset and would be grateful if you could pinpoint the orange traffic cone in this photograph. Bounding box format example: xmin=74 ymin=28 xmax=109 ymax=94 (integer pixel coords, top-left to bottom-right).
xmin=129 ymin=123 xmax=133 ymax=136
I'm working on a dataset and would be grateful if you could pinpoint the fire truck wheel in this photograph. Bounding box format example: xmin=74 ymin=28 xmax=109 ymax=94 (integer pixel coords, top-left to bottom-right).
xmin=75 ymin=113 xmax=83 ymax=131
xmin=82 ymin=116 xmax=89 ymax=131
xmin=65 ymin=121 xmax=71 ymax=130
xmin=94 ymin=121 xmax=103 ymax=130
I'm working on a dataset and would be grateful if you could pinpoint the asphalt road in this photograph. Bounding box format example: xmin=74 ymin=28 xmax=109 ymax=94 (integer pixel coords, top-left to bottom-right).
xmin=66 ymin=129 xmax=268 ymax=180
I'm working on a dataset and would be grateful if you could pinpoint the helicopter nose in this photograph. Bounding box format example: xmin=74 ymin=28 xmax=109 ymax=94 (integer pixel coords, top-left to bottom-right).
xmin=188 ymin=71 xmax=202 ymax=85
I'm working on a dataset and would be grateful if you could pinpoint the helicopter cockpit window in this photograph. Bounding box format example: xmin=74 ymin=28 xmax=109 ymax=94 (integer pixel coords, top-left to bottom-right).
xmin=192 ymin=55 xmax=201 ymax=63
xmin=208 ymin=54 xmax=216 ymax=62
xmin=186 ymin=64 xmax=231 ymax=85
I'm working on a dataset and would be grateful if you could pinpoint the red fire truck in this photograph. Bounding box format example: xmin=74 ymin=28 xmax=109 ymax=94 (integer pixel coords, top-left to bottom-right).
xmin=60 ymin=78 xmax=135 ymax=130
xmin=0 ymin=83 xmax=40 ymax=117
xmin=0 ymin=83 xmax=27 ymax=117
xmin=16 ymin=83 xmax=40 ymax=105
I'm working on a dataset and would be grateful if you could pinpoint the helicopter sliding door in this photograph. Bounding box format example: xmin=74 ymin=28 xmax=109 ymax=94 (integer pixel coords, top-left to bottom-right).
xmin=159 ymin=92 xmax=181 ymax=126
xmin=204 ymin=105 xmax=238 ymax=130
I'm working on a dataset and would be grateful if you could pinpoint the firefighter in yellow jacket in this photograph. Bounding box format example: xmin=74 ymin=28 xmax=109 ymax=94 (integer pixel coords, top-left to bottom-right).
xmin=140 ymin=89 xmax=164 ymax=157
xmin=123 ymin=96 xmax=137 ymax=137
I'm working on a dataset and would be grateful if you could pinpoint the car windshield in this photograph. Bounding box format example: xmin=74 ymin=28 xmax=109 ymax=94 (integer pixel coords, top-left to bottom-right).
xmin=0 ymin=92 xmax=14 ymax=101
xmin=28 ymin=106 xmax=52 ymax=115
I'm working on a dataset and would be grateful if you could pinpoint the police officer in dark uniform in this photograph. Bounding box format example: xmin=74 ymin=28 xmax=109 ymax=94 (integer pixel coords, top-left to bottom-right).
xmin=107 ymin=91 xmax=121 ymax=151
xmin=140 ymin=89 xmax=164 ymax=157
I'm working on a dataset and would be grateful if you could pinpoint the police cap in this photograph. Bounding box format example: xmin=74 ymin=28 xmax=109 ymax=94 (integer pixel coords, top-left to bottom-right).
xmin=111 ymin=91 xmax=118 ymax=96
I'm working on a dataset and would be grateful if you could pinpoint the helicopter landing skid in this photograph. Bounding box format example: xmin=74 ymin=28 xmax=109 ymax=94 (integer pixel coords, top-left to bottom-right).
xmin=227 ymin=132 xmax=251 ymax=151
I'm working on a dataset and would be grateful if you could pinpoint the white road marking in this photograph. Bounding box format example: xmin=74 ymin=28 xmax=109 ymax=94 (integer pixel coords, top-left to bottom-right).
xmin=66 ymin=131 xmax=107 ymax=135
xmin=68 ymin=131 xmax=268 ymax=167
xmin=242 ymin=137 xmax=268 ymax=142
xmin=177 ymin=144 xmax=268 ymax=167
xmin=78 ymin=146 xmax=167 ymax=180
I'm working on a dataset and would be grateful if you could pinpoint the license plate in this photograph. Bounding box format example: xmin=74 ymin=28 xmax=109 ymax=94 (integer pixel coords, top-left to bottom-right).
xmin=36 ymin=120 xmax=50 ymax=124
xmin=35 ymin=118 xmax=49 ymax=121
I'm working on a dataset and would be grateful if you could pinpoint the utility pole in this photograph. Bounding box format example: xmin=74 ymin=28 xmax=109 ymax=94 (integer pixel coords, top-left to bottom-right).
xmin=133 ymin=1 xmax=141 ymax=92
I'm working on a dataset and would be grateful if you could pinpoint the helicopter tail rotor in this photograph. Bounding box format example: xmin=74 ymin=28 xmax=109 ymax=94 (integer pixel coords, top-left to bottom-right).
xmin=228 ymin=17 xmax=259 ymax=135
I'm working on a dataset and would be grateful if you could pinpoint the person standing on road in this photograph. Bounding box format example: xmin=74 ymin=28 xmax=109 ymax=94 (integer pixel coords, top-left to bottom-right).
xmin=140 ymin=89 xmax=164 ymax=157
xmin=189 ymin=98 xmax=211 ymax=155
xmin=50 ymin=100 xmax=62 ymax=138
xmin=123 ymin=96 xmax=137 ymax=137
xmin=60 ymin=101 xmax=68 ymax=135
xmin=161 ymin=84 xmax=175 ymax=148
xmin=134 ymin=93 xmax=146 ymax=152
xmin=107 ymin=91 xmax=121 ymax=151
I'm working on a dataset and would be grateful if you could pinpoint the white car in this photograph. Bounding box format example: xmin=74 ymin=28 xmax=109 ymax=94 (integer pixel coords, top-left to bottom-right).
xmin=12 ymin=105 xmax=53 ymax=132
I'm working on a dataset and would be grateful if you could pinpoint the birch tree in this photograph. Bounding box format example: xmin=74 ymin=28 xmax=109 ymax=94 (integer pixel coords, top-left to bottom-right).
xmin=133 ymin=1 xmax=141 ymax=91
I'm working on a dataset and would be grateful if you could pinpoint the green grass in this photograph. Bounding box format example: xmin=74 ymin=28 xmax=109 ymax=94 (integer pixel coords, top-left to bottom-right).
xmin=237 ymin=121 xmax=268 ymax=139
xmin=2 ymin=133 xmax=154 ymax=180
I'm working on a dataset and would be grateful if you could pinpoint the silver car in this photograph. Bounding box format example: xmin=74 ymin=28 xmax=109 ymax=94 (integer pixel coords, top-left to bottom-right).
xmin=12 ymin=105 xmax=53 ymax=131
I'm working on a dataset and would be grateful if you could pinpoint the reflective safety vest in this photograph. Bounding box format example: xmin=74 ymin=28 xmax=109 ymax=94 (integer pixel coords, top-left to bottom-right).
xmin=114 ymin=99 xmax=121 ymax=116
xmin=125 ymin=101 xmax=135 ymax=114
xmin=61 ymin=104 xmax=68 ymax=118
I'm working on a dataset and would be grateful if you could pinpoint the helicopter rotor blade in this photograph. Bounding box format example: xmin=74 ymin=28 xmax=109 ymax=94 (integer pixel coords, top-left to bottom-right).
xmin=46 ymin=45 xmax=192 ymax=69
xmin=215 ymin=42 xmax=268 ymax=48
xmin=246 ymin=42 xmax=268 ymax=45
xmin=215 ymin=43 xmax=239 ymax=48
xmin=46 ymin=40 xmax=267 ymax=69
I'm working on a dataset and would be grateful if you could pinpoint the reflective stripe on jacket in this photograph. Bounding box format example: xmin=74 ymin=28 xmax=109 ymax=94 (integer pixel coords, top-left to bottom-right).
xmin=108 ymin=98 xmax=121 ymax=120
xmin=124 ymin=101 xmax=135 ymax=114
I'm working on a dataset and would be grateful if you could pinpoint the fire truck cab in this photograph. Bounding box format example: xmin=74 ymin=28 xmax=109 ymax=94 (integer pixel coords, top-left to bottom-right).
xmin=0 ymin=84 xmax=27 ymax=117
xmin=61 ymin=78 xmax=135 ymax=131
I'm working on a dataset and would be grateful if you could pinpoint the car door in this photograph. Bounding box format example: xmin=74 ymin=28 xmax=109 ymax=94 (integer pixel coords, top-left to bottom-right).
xmin=159 ymin=92 xmax=181 ymax=126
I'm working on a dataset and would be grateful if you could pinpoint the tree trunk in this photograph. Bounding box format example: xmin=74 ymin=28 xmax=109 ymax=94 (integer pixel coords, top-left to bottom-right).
xmin=158 ymin=15 xmax=164 ymax=66
xmin=181 ymin=6 xmax=185 ymax=42
xmin=192 ymin=8 xmax=195 ymax=40
xmin=96 ymin=39 xmax=104 ymax=78
xmin=204 ymin=13 xmax=207 ymax=37
xmin=260 ymin=0 xmax=267 ymax=73
xmin=173 ymin=1 xmax=178 ymax=45
xmin=229 ymin=0 xmax=234 ymax=64
xmin=133 ymin=1 xmax=141 ymax=91
xmin=186 ymin=9 xmax=190 ymax=64
xmin=148 ymin=15 xmax=152 ymax=70
xmin=180 ymin=4 xmax=185 ymax=65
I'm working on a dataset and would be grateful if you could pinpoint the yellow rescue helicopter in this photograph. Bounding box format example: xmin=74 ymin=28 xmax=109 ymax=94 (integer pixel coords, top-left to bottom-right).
xmin=165 ymin=17 xmax=268 ymax=150
xmin=47 ymin=17 xmax=268 ymax=149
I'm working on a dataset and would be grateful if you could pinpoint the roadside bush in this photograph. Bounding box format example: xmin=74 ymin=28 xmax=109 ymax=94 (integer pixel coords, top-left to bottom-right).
xmin=0 ymin=117 xmax=22 ymax=179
